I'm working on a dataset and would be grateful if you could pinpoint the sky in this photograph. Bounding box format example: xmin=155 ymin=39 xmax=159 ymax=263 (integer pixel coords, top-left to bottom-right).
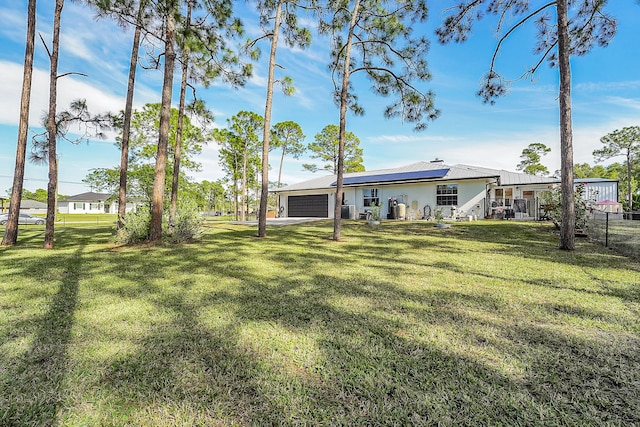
xmin=1 ymin=1 xmax=640 ymax=196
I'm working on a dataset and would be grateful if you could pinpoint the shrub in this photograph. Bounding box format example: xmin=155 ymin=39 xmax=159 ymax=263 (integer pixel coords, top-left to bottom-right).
xmin=540 ymin=184 xmax=593 ymax=230
xmin=434 ymin=208 xmax=444 ymax=224
xmin=370 ymin=203 xmax=382 ymax=221
xmin=115 ymin=202 xmax=204 ymax=244
xmin=167 ymin=202 xmax=204 ymax=243
xmin=115 ymin=208 xmax=151 ymax=244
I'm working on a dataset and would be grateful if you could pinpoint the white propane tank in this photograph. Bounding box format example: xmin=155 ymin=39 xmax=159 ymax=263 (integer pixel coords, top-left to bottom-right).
xmin=397 ymin=203 xmax=406 ymax=220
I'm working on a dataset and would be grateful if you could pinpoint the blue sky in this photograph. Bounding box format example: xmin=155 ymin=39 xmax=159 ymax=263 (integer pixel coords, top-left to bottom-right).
xmin=1 ymin=1 xmax=640 ymax=195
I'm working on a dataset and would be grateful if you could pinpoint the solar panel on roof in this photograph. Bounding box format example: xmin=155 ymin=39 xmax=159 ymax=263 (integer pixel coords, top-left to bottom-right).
xmin=332 ymin=168 xmax=450 ymax=186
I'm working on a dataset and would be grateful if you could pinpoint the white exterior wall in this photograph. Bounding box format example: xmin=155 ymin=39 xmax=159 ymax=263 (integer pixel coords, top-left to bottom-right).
xmin=66 ymin=201 xmax=107 ymax=214
xmin=278 ymin=179 xmax=500 ymax=220
xmin=347 ymin=179 xmax=489 ymax=219
xmin=20 ymin=208 xmax=48 ymax=214
xmin=581 ymin=181 xmax=617 ymax=202
xmin=124 ymin=202 xmax=140 ymax=213
xmin=58 ymin=202 xmax=70 ymax=214
xmin=58 ymin=201 xmax=131 ymax=214
xmin=454 ymin=181 xmax=488 ymax=217
xmin=342 ymin=188 xmax=357 ymax=207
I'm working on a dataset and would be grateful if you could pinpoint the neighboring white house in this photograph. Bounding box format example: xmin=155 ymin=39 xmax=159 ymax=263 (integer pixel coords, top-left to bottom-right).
xmin=58 ymin=192 xmax=115 ymax=214
xmin=58 ymin=192 xmax=141 ymax=214
xmin=274 ymin=161 xmax=618 ymax=220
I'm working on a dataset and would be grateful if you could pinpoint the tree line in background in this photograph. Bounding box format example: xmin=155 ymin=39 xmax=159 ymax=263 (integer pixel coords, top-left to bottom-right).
xmin=6 ymin=104 xmax=366 ymax=221
xmin=1 ymin=1 xmax=627 ymax=251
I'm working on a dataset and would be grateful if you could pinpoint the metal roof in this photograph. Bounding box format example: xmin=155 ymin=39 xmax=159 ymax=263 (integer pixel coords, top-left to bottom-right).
xmin=575 ymin=178 xmax=618 ymax=183
xmin=333 ymin=168 xmax=450 ymax=186
xmin=454 ymin=165 xmax=559 ymax=185
xmin=276 ymin=161 xmax=564 ymax=193
xmin=277 ymin=162 xmax=496 ymax=193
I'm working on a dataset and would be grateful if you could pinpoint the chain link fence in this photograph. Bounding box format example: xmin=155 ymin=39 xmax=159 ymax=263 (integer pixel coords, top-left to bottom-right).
xmin=588 ymin=211 xmax=640 ymax=259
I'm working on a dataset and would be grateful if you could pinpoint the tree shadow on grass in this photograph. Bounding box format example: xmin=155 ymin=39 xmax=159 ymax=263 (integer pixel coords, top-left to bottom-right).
xmin=2 ymin=221 xmax=639 ymax=424
xmin=91 ymin=275 xmax=521 ymax=424
xmin=87 ymin=260 xmax=640 ymax=425
xmin=248 ymin=275 xmax=640 ymax=425
xmin=95 ymin=222 xmax=640 ymax=423
xmin=0 ymin=241 xmax=87 ymax=426
xmin=446 ymin=221 xmax=640 ymax=269
xmin=498 ymin=321 xmax=640 ymax=424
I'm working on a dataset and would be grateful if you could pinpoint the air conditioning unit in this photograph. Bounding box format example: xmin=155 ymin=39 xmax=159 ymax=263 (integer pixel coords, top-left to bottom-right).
xmin=341 ymin=205 xmax=357 ymax=219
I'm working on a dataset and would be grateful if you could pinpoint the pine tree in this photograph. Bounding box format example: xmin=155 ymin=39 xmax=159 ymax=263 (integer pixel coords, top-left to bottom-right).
xmin=436 ymin=1 xmax=616 ymax=250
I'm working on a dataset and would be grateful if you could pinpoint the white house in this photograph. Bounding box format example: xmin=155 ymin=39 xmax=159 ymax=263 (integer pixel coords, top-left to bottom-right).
xmin=274 ymin=161 xmax=617 ymax=221
xmin=58 ymin=192 xmax=115 ymax=214
xmin=58 ymin=192 xmax=141 ymax=214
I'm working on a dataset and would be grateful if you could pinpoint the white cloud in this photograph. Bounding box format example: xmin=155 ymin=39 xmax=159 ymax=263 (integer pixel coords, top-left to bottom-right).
xmin=249 ymin=70 xmax=268 ymax=88
xmin=601 ymin=96 xmax=640 ymax=111
xmin=362 ymin=115 xmax=637 ymax=176
xmin=60 ymin=32 xmax=95 ymax=62
xmin=368 ymin=134 xmax=460 ymax=144
xmin=0 ymin=6 xmax=26 ymax=43
xmin=0 ymin=60 xmax=125 ymax=127
xmin=279 ymin=85 xmax=317 ymax=110
xmin=188 ymin=143 xmax=225 ymax=183
xmin=575 ymin=80 xmax=640 ymax=92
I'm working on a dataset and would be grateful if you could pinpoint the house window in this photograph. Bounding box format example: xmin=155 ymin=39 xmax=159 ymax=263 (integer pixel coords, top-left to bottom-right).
xmin=89 ymin=203 xmax=100 ymax=210
xmin=363 ymin=188 xmax=379 ymax=207
xmin=495 ymin=188 xmax=512 ymax=206
xmin=74 ymin=202 xmax=84 ymax=210
xmin=437 ymin=184 xmax=458 ymax=206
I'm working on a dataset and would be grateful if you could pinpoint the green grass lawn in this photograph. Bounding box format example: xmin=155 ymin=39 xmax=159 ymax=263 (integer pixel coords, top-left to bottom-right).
xmin=4 ymin=213 xmax=118 ymax=225
xmin=0 ymin=221 xmax=638 ymax=426
xmin=55 ymin=213 xmax=118 ymax=224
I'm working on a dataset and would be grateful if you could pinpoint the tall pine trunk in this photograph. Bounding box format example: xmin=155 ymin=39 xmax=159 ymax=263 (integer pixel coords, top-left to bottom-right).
xmin=118 ymin=0 xmax=144 ymax=230
xmin=149 ymin=7 xmax=176 ymax=241
xmin=557 ymin=0 xmax=575 ymax=250
xmin=2 ymin=0 xmax=36 ymax=246
xmin=277 ymin=145 xmax=286 ymax=188
xmin=170 ymin=0 xmax=192 ymax=228
xmin=234 ymin=179 xmax=238 ymax=221
xmin=258 ymin=0 xmax=284 ymax=237
xmin=44 ymin=0 xmax=64 ymax=249
xmin=627 ymin=152 xmax=633 ymax=211
xmin=241 ymin=150 xmax=247 ymax=222
xmin=333 ymin=0 xmax=360 ymax=241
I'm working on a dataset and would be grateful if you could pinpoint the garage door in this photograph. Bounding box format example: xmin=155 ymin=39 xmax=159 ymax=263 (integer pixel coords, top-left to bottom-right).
xmin=288 ymin=194 xmax=328 ymax=217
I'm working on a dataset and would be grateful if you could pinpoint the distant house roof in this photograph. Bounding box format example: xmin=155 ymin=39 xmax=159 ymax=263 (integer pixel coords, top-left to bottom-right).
xmin=276 ymin=161 xmax=559 ymax=192
xmin=14 ymin=199 xmax=48 ymax=209
xmin=60 ymin=192 xmax=111 ymax=202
